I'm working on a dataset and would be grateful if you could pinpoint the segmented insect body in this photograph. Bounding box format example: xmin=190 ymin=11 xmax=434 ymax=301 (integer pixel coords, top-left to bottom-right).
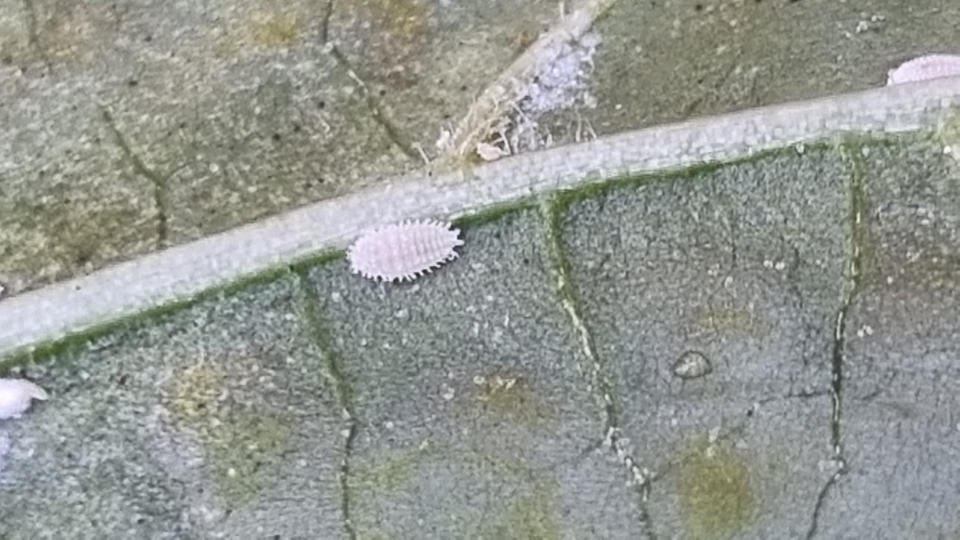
xmin=887 ymin=54 xmax=960 ymax=85
xmin=672 ymin=351 xmax=713 ymax=380
xmin=0 ymin=378 xmax=48 ymax=420
xmin=347 ymin=219 xmax=464 ymax=282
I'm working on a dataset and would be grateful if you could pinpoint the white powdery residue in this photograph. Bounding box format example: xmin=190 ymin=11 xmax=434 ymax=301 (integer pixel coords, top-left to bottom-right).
xmin=520 ymin=32 xmax=601 ymax=115
xmin=492 ymin=32 xmax=601 ymax=155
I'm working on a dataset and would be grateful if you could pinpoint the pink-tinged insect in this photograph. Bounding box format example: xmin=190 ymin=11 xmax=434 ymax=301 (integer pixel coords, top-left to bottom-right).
xmin=0 ymin=378 xmax=48 ymax=420
xmin=887 ymin=54 xmax=960 ymax=86
xmin=347 ymin=219 xmax=464 ymax=282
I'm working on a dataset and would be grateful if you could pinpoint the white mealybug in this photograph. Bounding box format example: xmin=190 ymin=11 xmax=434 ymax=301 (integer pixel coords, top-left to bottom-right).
xmin=347 ymin=219 xmax=464 ymax=282
xmin=887 ymin=54 xmax=960 ymax=86
xmin=672 ymin=351 xmax=713 ymax=380
xmin=0 ymin=378 xmax=49 ymax=420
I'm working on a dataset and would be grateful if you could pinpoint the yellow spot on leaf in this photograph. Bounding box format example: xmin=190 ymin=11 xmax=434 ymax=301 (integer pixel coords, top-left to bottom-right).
xmin=249 ymin=12 xmax=299 ymax=47
xmin=678 ymin=440 xmax=754 ymax=540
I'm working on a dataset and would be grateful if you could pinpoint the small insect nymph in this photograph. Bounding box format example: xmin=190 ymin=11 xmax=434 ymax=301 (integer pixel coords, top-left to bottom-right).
xmin=672 ymin=351 xmax=712 ymax=380
xmin=887 ymin=54 xmax=960 ymax=85
xmin=0 ymin=378 xmax=49 ymax=420
xmin=347 ymin=219 xmax=464 ymax=282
